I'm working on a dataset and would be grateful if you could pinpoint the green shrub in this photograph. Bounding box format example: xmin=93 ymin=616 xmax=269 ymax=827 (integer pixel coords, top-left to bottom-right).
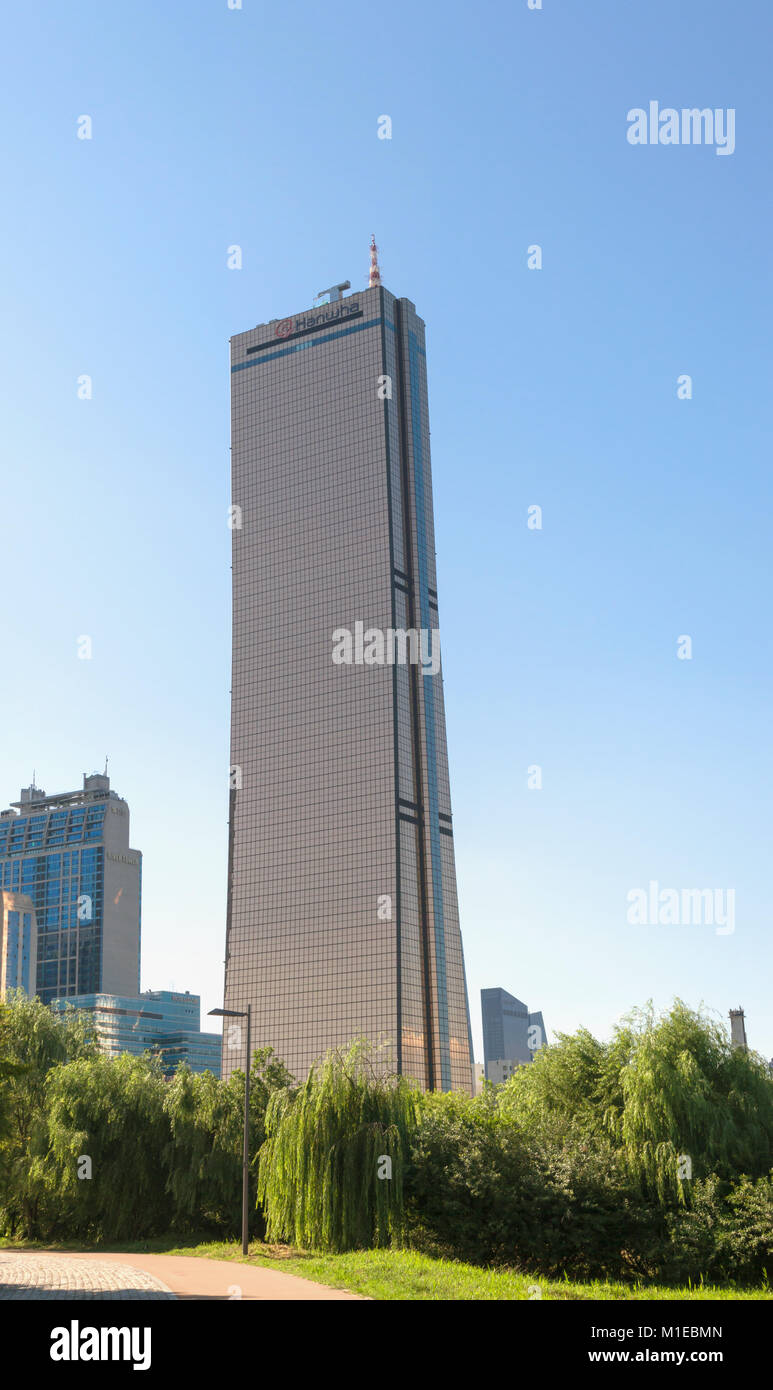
xmin=406 ymin=1091 xmax=666 ymax=1279
xmin=664 ymin=1174 xmax=773 ymax=1284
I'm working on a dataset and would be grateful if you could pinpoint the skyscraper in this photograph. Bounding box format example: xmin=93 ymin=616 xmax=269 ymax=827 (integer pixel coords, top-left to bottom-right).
xmin=481 ymin=988 xmax=548 ymax=1081
xmin=0 ymin=773 xmax=141 ymax=1005
xmin=222 ymin=263 xmax=473 ymax=1092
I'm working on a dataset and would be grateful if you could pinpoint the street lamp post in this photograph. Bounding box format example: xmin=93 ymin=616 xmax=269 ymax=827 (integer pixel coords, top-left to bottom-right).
xmin=209 ymin=1003 xmax=252 ymax=1256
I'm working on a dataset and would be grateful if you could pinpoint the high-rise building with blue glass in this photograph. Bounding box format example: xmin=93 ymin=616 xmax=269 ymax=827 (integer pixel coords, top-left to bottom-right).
xmin=223 ymin=269 xmax=474 ymax=1092
xmin=0 ymin=773 xmax=141 ymax=1005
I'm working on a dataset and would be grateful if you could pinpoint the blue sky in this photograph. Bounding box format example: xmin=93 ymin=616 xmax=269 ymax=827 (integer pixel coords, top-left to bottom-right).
xmin=2 ymin=0 xmax=771 ymax=1062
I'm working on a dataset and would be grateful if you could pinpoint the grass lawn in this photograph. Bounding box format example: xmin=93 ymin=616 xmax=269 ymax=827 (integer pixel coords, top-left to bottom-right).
xmin=5 ymin=1236 xmax=769 ymax=1300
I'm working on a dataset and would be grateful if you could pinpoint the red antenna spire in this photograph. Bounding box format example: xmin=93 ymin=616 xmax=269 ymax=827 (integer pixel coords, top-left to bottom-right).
xmin=369 ymin=234 xmax=381 ymax=288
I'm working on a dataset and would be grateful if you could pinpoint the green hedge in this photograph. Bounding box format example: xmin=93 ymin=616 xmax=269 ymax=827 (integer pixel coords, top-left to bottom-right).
xmin=405 ymin=1093 xmax=773 ymax=1283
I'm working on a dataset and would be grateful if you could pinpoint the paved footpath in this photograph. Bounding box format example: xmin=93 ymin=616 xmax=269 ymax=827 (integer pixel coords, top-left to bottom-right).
xmin=0 ymin=1251 xmax=362 ymax=1301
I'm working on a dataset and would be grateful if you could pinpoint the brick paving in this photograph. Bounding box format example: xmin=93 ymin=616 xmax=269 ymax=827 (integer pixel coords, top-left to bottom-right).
xmin=0 ymin=1253 xmax=176 ymax=1300
xmin=0 ymin=1250 xmax=362 ymax=1300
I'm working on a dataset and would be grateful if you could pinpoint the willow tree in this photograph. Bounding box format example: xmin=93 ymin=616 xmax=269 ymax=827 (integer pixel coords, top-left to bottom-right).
xmin=500 ymin=1000 xmax=773 ymax=1208
xmin=0 ymin=993 xmax=95 ymax=1240
xmin=257 ymin=1039 xmax=419 ymax=1252
xmin=164 ymin=1046 xmax=294 ymax=1237
xmin=606 ymin=1001 xmax=773 ymax=1205
xmin=498 ymin=1025 xmax=621 ymax=1141
xmin=45 ymin=1051 xmax=170 ymax=1240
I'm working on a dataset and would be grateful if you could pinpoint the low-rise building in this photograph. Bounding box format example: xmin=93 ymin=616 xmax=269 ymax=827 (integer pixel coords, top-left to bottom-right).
xmin=52 ymin=988 xmax=221 ymax=1077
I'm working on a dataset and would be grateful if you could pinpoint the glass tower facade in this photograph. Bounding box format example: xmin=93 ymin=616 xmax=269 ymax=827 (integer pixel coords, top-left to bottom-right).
xmin=223 ymin=281 xmax=474 ymax=1092
xmin=0 ymin=774 xmax=141 ymax=1005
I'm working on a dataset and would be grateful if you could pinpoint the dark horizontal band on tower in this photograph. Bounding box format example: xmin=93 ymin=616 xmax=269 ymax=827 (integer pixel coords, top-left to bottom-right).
xmin=245 ymin=310 xmax=364 ymax=354
xmin=232 ymin=318 xmax=380 ymax=372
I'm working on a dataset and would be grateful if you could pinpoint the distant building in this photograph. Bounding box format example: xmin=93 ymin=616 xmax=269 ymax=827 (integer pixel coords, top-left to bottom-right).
xmin=0 ymin=773 xmax=141 ymax=1005
xmin=481 ymin=988 xmax=548 ymax=1081
xmin=486 ymin=1059 xmax=520 ymax=1085
xmin=150 ymin=1030 xmax=223 ymax=1077
xmin=472 ymin=1062 xmax=485 ymax=1095
xmin=729 ymin=1007 xmax=748 ymax=1051
xmin=0 ymin=890 xmax=38 ymax=999
xmin=52 ymin=989 xmax=221 ymax=1078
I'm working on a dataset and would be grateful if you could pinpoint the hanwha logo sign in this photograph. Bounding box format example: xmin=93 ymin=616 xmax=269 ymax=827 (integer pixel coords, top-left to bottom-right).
xmin=275 ymin=318 xmax=294 ymax=338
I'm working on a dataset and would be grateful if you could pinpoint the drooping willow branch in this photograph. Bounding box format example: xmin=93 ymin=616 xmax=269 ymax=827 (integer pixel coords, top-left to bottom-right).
xmin=257 ymin=1037 xmax=419 ymax=1251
